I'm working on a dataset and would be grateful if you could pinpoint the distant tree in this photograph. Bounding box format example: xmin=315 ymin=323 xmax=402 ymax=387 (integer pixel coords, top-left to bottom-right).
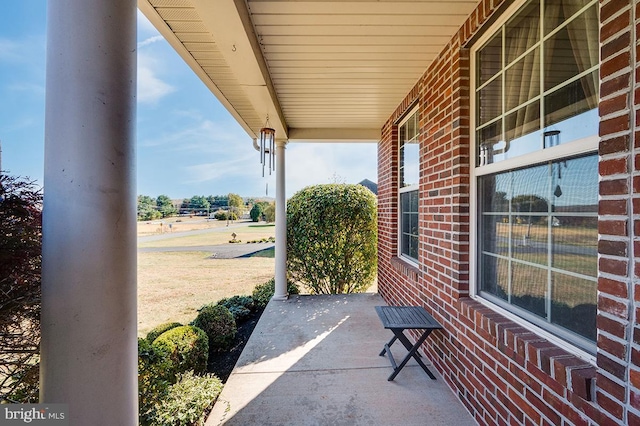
xmin=138 ymin=195 xmax=161 ymax=221
xmin=228 ymin=193 xmax=243 ymax=210
xmin=207 ymin=195 xmax=228 ymax=209
xmin=156 ymin=195 xmax=177 ymax=218
xmin=186 ymin=195 xmax=210 ymax=215
xmin=0 ymin=175 xmax=42 ymax=402
xmin=249 ymin=204 xmax=263 ymax=222
xmin=287 ymin=184 xmax=377 ymax=294
xmin=263 ymin=202 xmax=276 ymax=223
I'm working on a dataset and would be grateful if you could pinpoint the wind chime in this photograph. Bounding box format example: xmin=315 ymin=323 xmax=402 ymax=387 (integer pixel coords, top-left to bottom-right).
xmin=259 ymin=117 xmax=276 ymax=177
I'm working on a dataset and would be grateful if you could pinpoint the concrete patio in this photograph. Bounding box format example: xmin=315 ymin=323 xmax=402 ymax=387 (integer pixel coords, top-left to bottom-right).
xmin=206 ymin=293 xmax=476 ymax=425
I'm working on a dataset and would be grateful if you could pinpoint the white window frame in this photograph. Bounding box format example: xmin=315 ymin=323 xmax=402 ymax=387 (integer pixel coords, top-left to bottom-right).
xmin=469 ymin=0 xmax=599 ymax=362
xmin=398 ymin=106 xmax=420 ymax=265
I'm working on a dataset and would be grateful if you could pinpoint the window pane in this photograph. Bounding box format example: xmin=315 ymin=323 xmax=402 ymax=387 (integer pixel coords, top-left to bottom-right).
xmin=400 ymin=190 xmax=419 ymax=261
xmin=511 ymin=262 xmax=547 ymax=318
xmin=505 ymin=48 xmax=540 ymax=111
xmin=477 ymin=121 xmax=502 ymax=166
xmin=478 ymin=33 xmax=502 ymax=86
xmin=551 ymin=272 xmax=596 ymax=341
xmin=504 ymin=101 xmax=541 ymax=159
xmin=400 ymin=141 xmax=419 ymax=187
xmin=512 ymin=218 xmax=547 ymax=265
xmin=544 ymin=72 xmax=598 ymax=144
xmin=505 ymin=0 xmax=540 ymax=65
xmin=480 ymin=255 xmax=509 ymax=301
xmin=544 ymin=1 xmax=596 ymax=37
xmin=552 ymin=218 xmax=597 ymax=276
xmin=478 ymin=78 xmax=502 ymax=125
xmin=544 ymin=9 xmax=598 ymax=91
xmin=482 ymin=215 xmax=509 ymax=256
xmin=550 ymin=154 xmax=598 ymax=212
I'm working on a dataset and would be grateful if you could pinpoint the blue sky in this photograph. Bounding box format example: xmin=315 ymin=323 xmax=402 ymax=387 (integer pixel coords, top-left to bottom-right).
xmin=0 ymin=2 xmax=378 ymax=199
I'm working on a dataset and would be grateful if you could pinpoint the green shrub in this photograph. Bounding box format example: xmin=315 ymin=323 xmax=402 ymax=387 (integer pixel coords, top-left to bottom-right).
xmin=151 ymin=371 xmax=223 ymax=426
xmin=146 ymin=322 xmax=182 ymax=343
xmin=252 ymin=278 xmax=300 ymax=309
xmin=138 ymin=338 xmax=174 ymax=426
xmin=287 ymin=184 xmax=377 ymax=294
xmin=152 ymin=326 xmax=209 ymax=375
xmin=191 ymin=305 xmax=237 ymax=351
xmin=217 ymin=295 xmax=254 ymax=322
xmin=213 ymin=210 xmax=227 ymax=220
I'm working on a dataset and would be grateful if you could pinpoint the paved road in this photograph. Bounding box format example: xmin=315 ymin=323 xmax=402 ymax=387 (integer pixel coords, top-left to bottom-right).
xmin=138 ymin=221 xmax=275 ymax=259
xmin=138 ymin=220 xmax=253 ymax=244
xmin=138 ymin=242 xmax=274 ymax=259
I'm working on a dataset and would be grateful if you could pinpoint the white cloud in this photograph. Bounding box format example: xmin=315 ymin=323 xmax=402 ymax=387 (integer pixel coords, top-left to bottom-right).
xmin=138 ymin=35 xmax=164 ymax=49
xmin=285 ymin=143 xmax=378 ymax=196
xmin=137 ymin=53 xmax=175 ymax=104
xmin=184 ymin=153 xmax=256 ymax=183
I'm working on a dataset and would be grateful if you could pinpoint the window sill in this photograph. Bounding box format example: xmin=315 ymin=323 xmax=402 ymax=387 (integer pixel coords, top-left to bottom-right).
xmin=459 ymin=298 xmax=596 ymax=402
xmin=390 ymin=256 xmax=421 ymax=282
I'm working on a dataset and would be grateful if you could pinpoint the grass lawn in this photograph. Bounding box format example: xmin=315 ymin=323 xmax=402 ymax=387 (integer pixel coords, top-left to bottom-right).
xmin=137 ymin=218 xmax=277 ymax=336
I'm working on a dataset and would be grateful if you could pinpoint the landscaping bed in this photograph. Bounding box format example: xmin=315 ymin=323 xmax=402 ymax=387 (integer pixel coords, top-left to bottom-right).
xmin=207 ymin=307 xmax=263 ymax=382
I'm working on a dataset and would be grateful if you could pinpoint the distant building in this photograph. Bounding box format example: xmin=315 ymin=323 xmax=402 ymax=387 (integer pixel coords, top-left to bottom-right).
xmin=357 ymin=179 xmax=377 ymax=195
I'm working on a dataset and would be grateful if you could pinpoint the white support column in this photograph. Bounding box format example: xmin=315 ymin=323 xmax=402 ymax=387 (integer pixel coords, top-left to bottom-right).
xmin=273 ymin=139 xmax=288 ymax=300
xmin=40 ymin=1 xmax=137 ymax=424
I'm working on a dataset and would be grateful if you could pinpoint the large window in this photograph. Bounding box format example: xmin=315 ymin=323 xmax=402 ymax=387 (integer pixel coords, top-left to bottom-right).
xmin=399 ymin=108 xmax=419 ymax=262
xmin=473 ymin=0 xmax=599 ymax=352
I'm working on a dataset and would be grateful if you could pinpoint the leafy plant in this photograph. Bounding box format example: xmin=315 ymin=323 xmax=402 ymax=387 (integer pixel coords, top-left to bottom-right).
xmin=146 ymin=322 xmax=183 ymax=343
xmin=151 ymin=371 xmax=223 ymax=426
xmin=0 ymin=175 xmax=42 ymax=403
xmin=138 ymin=338 xmax=174 ymax=425
xmin=287 ymin=184 xmax=377 ymax=294
xmin=252 ymin=278 xmax=300 ymax=309
xmin=152 ymin=326 xmax=209 ymax=375
xmin=216 ymin=296 xmax=254 ymax=322
xmin=191 ymin=305 xmax=237 ymax=351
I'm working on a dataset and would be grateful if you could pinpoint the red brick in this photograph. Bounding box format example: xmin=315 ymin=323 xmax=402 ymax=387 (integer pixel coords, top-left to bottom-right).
xmin=598 ymin=239 xmax=628 ymax=257
xmin=599 ymin=156 xmax=628 ymax=175
xmin=600 ymin=178 xmax=629 ymax=195
xmin=598 ymin=276 xmax=629 ymax=298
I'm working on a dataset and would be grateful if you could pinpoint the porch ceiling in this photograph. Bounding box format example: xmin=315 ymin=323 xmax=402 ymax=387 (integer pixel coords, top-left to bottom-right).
xmin=138 ymin=0 xmax=480 ymax=142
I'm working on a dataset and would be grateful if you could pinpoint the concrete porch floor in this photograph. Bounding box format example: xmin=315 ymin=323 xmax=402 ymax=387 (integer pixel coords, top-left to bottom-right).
xmin=206 ymin=293 xmax=476 ymax=425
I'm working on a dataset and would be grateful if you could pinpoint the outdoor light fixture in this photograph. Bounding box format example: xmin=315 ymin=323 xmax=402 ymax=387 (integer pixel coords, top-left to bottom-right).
xmin=259 ymin=117 xmax=275 ymax=177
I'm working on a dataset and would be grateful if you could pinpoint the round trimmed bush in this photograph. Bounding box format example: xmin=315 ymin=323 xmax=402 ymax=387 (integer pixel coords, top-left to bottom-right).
xmin=252 ymin=278 xmax=300 ymax=309
xmin=152 ymin=325 xmax=209 ymax=375
xmin=146 ymin=322 xmax=182 ymax=343
xmin=217 ymin=295 xmax=254 ymax=322
xmin=192 ymin=305 xmax=237 ymax=351
xmin=287 ymin=183 xmax=377 ymax=294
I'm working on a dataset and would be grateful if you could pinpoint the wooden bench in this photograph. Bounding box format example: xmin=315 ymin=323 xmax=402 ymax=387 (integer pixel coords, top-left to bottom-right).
xmin=375 ymin=305 xmax=443 ymax=381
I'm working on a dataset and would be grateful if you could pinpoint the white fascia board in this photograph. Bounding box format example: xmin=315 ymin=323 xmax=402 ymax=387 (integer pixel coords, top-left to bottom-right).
xmin=192 ymin=0 xmax=287 ymax=139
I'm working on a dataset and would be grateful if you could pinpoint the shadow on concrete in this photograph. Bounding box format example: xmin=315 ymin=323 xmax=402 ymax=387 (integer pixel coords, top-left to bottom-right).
xmin=206 ymin=293 xmax=476 ymax=426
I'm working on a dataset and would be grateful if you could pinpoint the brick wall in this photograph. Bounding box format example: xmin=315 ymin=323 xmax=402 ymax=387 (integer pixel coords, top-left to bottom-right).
xmin=377 ymin=0 xmax=640 ymax=424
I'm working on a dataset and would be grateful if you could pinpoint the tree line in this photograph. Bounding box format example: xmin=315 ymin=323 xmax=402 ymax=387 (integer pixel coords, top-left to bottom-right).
xmin=137 ymin=193 xmax=275 ymax=222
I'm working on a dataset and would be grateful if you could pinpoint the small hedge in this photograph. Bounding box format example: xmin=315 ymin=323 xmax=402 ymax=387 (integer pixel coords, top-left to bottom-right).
xmin=152 ymin=326 xmax=209 ymax=375
xmin=216 ymin=295 xmax=254 ymax=322
xmin=151 ymin=371 xmax=223 ymax=426
xmin=146 ymin=322 xmax=182 ymax=343
xmin=138 ymin=338 xmax=174 ymax=426
xmin=252 ymin=278 xmax=300 ymax=309
xmin=192 ymin=305 xmax=237 ymax=351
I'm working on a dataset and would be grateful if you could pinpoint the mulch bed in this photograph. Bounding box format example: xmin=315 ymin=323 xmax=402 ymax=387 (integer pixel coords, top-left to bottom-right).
xmin=206 ymin=308 xmax=263 ymax=383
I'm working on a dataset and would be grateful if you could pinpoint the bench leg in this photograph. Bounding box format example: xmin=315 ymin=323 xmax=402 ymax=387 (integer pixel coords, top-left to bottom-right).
xmin=387 ymin=329 xmax=436 ymax=381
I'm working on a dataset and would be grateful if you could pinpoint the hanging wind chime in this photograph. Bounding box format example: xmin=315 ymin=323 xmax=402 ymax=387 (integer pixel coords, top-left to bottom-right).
xmin=259 ymin=116 xmax=276 ymax=177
